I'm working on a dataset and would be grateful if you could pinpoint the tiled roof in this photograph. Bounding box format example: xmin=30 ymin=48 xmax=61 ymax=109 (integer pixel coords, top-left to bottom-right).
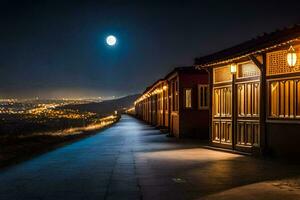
xmin=194 ymin=24 xmax=300 ymax=67
xmin=141 ymin=79 xmax=164 ymax=95
xmin=140 ymin=66 xmax=207 ymax=96
xmin=164 ymin=66 xmax=207 ymax=79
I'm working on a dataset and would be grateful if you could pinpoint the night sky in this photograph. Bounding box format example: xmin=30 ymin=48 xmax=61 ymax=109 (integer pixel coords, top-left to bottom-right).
xmin=1 ymin=0 xmax=299 ymax=99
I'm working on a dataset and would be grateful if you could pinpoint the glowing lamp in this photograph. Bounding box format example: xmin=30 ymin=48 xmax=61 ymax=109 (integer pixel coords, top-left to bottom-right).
xmin=287 ymin=45 xmax=297 ymax=67
xmin=163 ymin=86 xmax=168 ymax=91
xmin=230 ymin=63 xmax=237 ymax=74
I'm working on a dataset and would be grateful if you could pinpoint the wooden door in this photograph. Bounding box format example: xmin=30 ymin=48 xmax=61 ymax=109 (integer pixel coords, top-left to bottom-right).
xmin=212 ymin=85 xmax=232 ymax=145
xmin=235 ymin=81 xmax=260 ymax=148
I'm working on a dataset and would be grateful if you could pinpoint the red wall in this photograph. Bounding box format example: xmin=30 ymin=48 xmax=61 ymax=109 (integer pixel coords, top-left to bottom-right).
xmin=178 ymin=71 xmax=209 ymax=138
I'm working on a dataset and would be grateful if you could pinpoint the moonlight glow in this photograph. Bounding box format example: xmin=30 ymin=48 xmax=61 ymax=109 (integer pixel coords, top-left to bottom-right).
xmin=106 ymin=35 xmax=117 ymax=46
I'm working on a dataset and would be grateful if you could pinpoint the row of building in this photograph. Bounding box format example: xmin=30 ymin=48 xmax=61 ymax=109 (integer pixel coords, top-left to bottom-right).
xmin=134 ymin=25 xmax=300 ymax=157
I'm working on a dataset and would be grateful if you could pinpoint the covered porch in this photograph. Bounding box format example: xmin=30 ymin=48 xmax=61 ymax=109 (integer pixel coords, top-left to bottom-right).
xmin=195 ymin=25 xmax=300 ymax=156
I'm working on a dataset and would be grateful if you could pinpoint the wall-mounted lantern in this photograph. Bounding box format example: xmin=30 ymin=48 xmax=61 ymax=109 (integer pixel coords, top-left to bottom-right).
xmin=287 ymin=45 xmax=297 ymax=67
xmin=230 ymin=63 xmax=237 ymax=74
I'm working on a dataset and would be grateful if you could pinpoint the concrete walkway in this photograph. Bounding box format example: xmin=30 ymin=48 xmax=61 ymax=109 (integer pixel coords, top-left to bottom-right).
xmin=1 ymin=115 xmax=300 ymax=200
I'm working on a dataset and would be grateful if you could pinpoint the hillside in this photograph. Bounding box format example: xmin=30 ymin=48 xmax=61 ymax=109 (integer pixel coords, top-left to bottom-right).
xmin=60 ymin=94 xmax=140 ymax=116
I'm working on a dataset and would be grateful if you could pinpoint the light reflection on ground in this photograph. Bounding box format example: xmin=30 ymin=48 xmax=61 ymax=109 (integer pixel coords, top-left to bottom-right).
xmin=137 ymin=148 xmax=242 ymax=163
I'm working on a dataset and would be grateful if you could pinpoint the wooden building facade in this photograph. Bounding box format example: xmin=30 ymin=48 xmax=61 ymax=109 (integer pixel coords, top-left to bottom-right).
xmin=135 ymin=67 xmax=209 ymax=139
xmin=166 ymin=67 xmax=209 ymax=138
xmin=135 ymin=79 xmax=169 ymax=128
xmin=195 ymin=25 xmax=300 ymax=156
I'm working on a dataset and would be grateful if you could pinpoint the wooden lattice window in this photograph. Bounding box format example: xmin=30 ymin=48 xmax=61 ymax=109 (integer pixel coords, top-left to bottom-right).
xmin=237 ymin=82 xmax=260 ymax=117
xmin=184 ymin=88 xmax=192 ymax=108
xmin=213 ymin=86 xmax=232 ymax=117
xmin=214 ymin=66 xmax=232 ymax=83
xmin=269 ymin=78 xmax=300 ymax=118
xmin=198 ymin=84 xmax=209 ymax=109
xmin=237 ymin=62 xmax=260 ymax=79
xmin=163 ymin=89 xmax=168 ymax=111
xmin=171 ymin=79 xmax=179 ymax=111
xmin=267 ymin=46 xmax=300 ymax=76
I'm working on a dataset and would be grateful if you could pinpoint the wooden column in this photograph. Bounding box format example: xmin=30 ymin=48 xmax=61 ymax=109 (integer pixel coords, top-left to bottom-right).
xmin=168 ymin=81 xmax=171 ymax=133
xmin=232 ymin=73 xmax=237 ymax=150
xmin=249 ymin=54 xmax=267 ymax=155
xmin=260 ymin=54 xmax=267 ymax=155
xmin=208 ymin=68 xmax=213 ymax=146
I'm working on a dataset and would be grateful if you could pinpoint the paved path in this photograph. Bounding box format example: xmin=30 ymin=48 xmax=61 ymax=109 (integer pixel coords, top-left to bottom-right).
xmin=1 ymin=115 xmax=300 ymax=200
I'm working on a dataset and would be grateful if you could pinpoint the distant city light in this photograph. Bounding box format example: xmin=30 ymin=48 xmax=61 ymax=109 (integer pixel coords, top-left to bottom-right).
xmin=106 ymin=35 xmax=117 ymax=46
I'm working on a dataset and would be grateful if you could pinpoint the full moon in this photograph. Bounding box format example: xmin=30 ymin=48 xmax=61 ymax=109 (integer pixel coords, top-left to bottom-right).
xmin=106 ymin=35 xmax=117 ymax=46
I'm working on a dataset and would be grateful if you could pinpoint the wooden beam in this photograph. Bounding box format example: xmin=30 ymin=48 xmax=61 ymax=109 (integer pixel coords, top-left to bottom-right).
xmin=248 ymin=55 xmax=263 ymax=70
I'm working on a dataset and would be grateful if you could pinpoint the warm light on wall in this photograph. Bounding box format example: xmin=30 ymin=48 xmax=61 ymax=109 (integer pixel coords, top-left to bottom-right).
xmin=230 ymin=63 xmax=237 ymax=74
xmin=287 ymin=45 xmax=297 ymax=67
xmin=163 ymin=85 xmax=168 ymax=91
